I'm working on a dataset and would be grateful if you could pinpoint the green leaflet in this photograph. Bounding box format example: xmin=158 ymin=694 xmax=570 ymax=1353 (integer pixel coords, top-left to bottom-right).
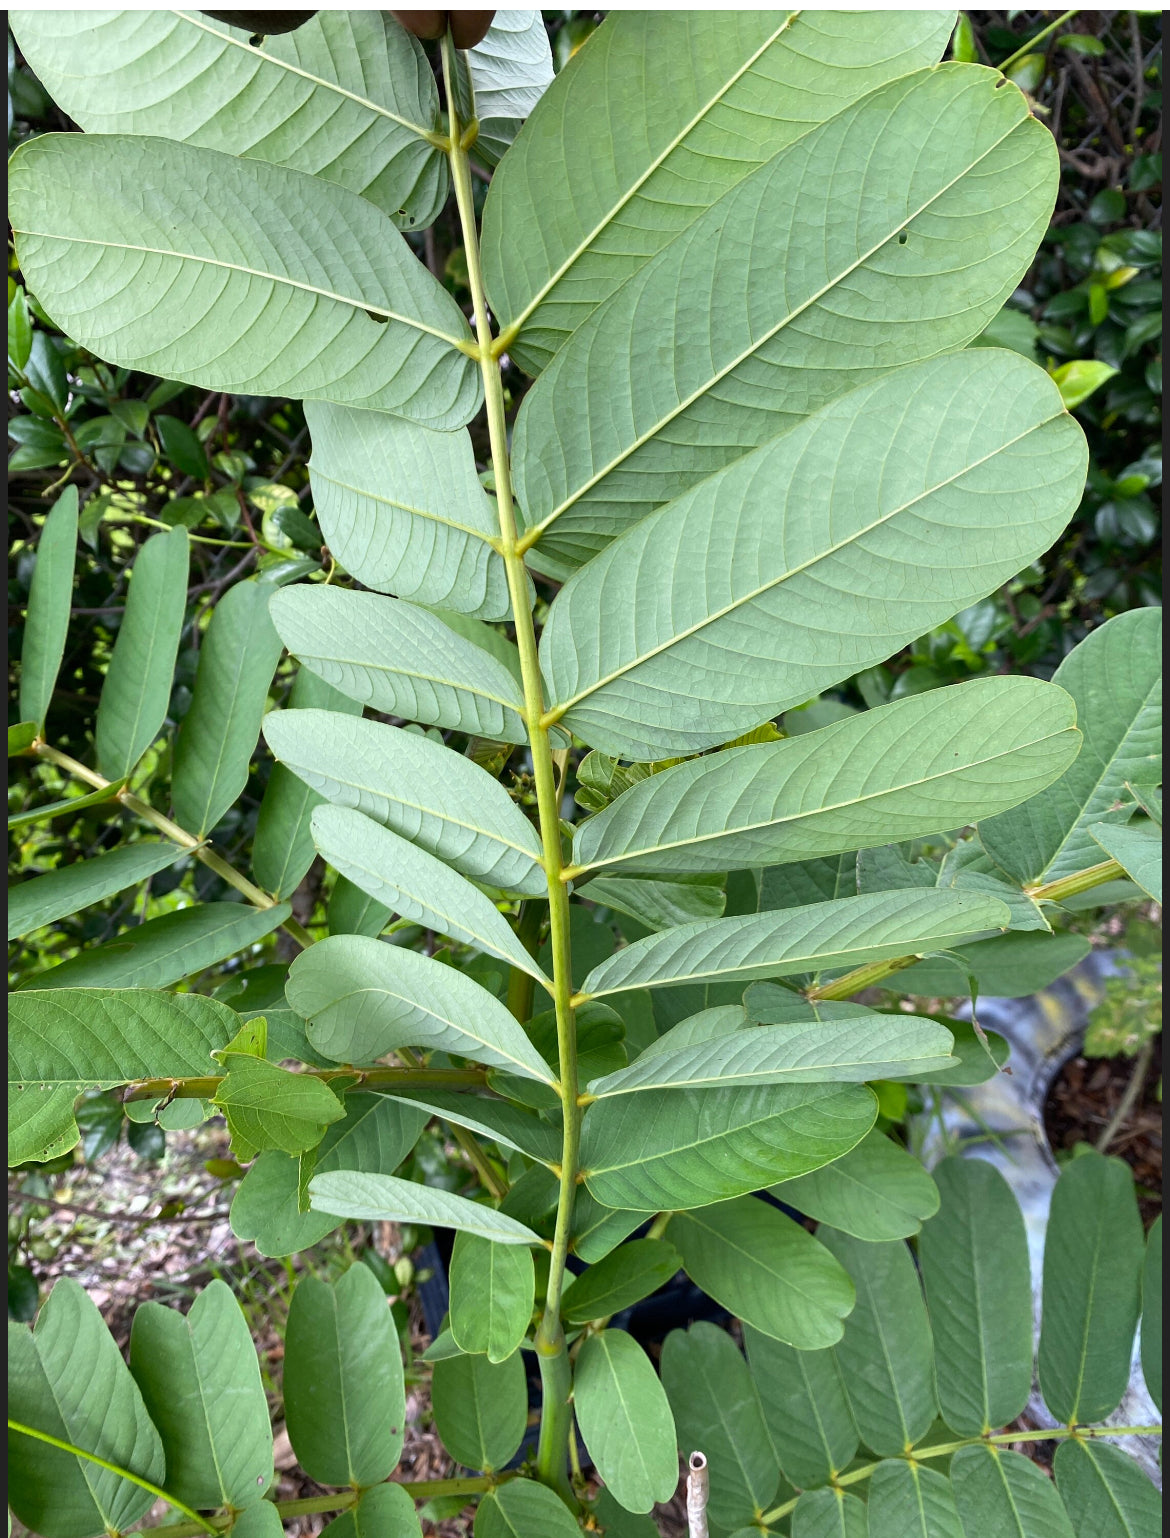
xmin=791 ymin=1489 xmax=868 ymax=1538
xmin=672 ymin=1197 xmax=854 ymax=1349
xmin=262 ymin=709 xmax=546 ymax=895
xmin=284 ymin=1266 xmax=407 ymax=1487
xmin=482 ymin=11 xmax=955 ymax=372
xmin=309 ymin=1171 xmax=541 ymax=1245
xmin=430 ymin=1351 xmax=527 ymax=1473
xmin=586 ymin=1015 xmax=955 ymax=1097
xmin=743 ymin=1327 xmax=858 ymax=1490
xmin=771 ymin=1130 xmax=940 ymax=1243
xmin=305 ymin=402 xmax=510 ymax=619
xmin=1038 ymin=1150 xmax=1144 ymax=1426
xmin=819 ymin=1232 xmax=938 ymax=1456
xmin=980 ymin=608 xmax=1162 ymax=883
xmin=570 ymin=1189 xmax=646 ymax=1265
xmin=172 ymin=579 xmax=283 ymax=836
xmin=384 ymin=1089 xmax=560 ymax=1166
xmin=1141 ymin=1215 xmax=1161 ymax=1412
xmin=10 ymin=135 xmax=479 ymax=426
xmin=569 ymin=677 xmax=1080 ymax=877
xmin=1088 ymin=819 xmax=1162 ymax=902
xmin=128 ymin=1281 xmax=273 ymax=1510
xmin=252 ymin=668 xmax=362 ymax=900
xmin=867 ymin=1460 xmax=963 ymax=1538
xmin=19 ymin=486 xmax=78 ymax=731
xmin=919 ymin=1158 xmax=1033 ymax=1436
xmin=458 ymin=11 xmax=554 ymax=169
xmin=23 ymin=901 xmax=291 ymax=992
xmin=9 ymin=1281 xmax=166 ymax=1538
xmin=474 ymin=1480 xmax=580 ymax=1538
xmin=573 ymin=1331 xmax=678 ymax=1513
xmin=581 ymin=1082 xmax=876 ymax=1212
xmin=1053 ymin=1439 xmax=1162 ymax=1538
xmin=951 ymin=1445 xmax=1076 ymax=1538
xmin=449 ymin=1232 xmax=535 ymax=1362
xmin=583 ymin=873 xmax=727 ymax=931
xmin=558 ymin=1241 xmax=677 ymax=1328
xmin=286 ymin=933 xmax=556 ymax=1084
xmin=7 ymin=10 xmax=447 ymax=228
xmin=514 ymin=69 xmax=1058 ymax=575
xmin=321 ymin=1483 xmax=421 ymax=1538
xmin=538 ymin=352 xmax=1085 ymax=757
xmin=310 ymin=806 xmax=548 ymax=983
xmin=213 ymin=1054 xmax=346 ymax=1160
xmin=7 ymin=777 xmax=128 ymax=832
xmin=231 ymin=1505 xmax=284 ymax=1538
xmin=7 ymin=839 xmax=188 ymax=942
xmin=895 ymin=930 xmax=1091 ymax=999
xmin=94 ymin=526 xmax=189 ymax=781
xmin=230 ymin=1093 xmax=427 ymax=1257
xmin=9 ymin=721 xmax=38 ymax=755
xmin=8 ymin=988 xmax=236 ymax=1165
xmin=661 ymin=1323 xmax=782 ymax=1531
xmin=327 ymin=876 xmax=392 ymax=939
xmin=271 ymin=586 xmax=526 ymax=742
xmin=580 ymin=889 xmax=1011 ymax=999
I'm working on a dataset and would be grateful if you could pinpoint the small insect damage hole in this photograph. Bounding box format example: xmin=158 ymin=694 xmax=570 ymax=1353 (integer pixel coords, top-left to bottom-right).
xmin=364 ymin=309 xmax=389 ymax=325
xmin=898 ymin=232 xmax=908 ymax=245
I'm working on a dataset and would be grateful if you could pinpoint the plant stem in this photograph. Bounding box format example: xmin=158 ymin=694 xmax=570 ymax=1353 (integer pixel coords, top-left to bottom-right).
xmin=33 ymin=741 xmax=314 ymax=949
xmin=506 ymin=899 xmax=546 ymax=1024
xmin=1026 ymin=858 xmax=1126 ymax=903
xmin=807 ymin=952 xmax=923 ymax=1002
xmin=441 ymin=32 xmax=579 ymax=1505
xmin=1095 ymin=1036 xmax=1155 ymax=1153
xmin=759 ymin=1423 xmax=1163 ymax=1524
xmin=998 ymin=10 xmax=1078 ymax=75
xmin=7 ymin=1419 xmax=217 ymax=1534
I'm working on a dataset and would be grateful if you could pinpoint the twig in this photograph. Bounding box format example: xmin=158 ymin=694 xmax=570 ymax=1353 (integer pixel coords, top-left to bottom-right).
xmin=686 ymin=1451 xmax=710 ymax=1538
xmin=9 ymin=1186 xmax=227 ymax=1227
xmin=1096 ymin=1037 xmax=1155 ymax=1153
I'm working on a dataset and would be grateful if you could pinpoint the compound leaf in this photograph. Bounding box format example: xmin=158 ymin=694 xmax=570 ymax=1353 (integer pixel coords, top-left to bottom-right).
xmin=562 ymin=1239 xmax=680 ymax=1325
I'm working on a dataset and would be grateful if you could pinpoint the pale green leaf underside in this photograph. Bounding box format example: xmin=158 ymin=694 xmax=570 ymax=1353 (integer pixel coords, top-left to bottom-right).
xmin=867 ymin=1460 xmax=963 ymax=1538
xmin=587 ymin=1015 xmax=955 ymax=1097
xmin=483 ymin=10 xmax=955 ymax=373
xmin=263 ymin=709 xmax=545 ymax=895
xmin=771 ymin=1129 xmax=940 ymax=1243
xmin=310 ymin=805 xmax=549 ymax=983
xmin=462 ymin=10 xmax=554 ymax=169
xmin=95 ymin=527 xmax=190 ymax=782
xmin=791 ymin=1488 xmax=868 ymax=1538
xmin=573 ymin=1330 xmax=679 ymax=1513
xmin=8 ymin=10 xmax=448 ymax=228
xmin=172 ymin=578 xmax=283 ymax=837
xmin=571 ymin=676 xmax=1079 ymax=878
xmin=581 ymin=889 xmax=1010 ymax=999
xmin=10 ymin=134 xmax=479 ymax=427
xmin=19 ymin=487 xmax=78 ymax=732
xmin=305 ymin=401 xmax=511 ymax=619
xmin=286 ymin=933 xmax=556 ymax=1084
xmin=21 ymin=901 xmax=290 ymax=993
xmin=514 ymin=65 xmax=1058 ymax=574
xmin=271 ymin=585 xmax=526 ymax=742
xmin=672 ymin=1197 xmax=855 ymax=1349
xmin=540 ymin=351 xmax=1085 ymax=759
xmin=1088 ymin=820 xmax=1161 ymax=902
xmin=310 ymin=1170 xmax=541 ymax=1244
xmin=128 ymin=1281 xmax=273 ymax=1510
xmin=582 ymin=1081 xmax=877 ymax=1212
xmin=9 ymin=1280 xmax=165 ymax=1538
xmin=980 ymin=608 xmax=1162 ymax=883
xmin=8 ymin=840 xmax=187 ymax=942
xmin=430 ymin=1350 xmax=528 ymax=1474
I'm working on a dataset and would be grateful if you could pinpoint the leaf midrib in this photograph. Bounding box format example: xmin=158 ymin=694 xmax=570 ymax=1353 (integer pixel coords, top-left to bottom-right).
xmin=310 ymin=466 xmax=498 ymax=544
xmin=574 ymin=724 xmax=1075 ymax=875
xmin=530 ymin=115 xmax=1030 ymax=540
xmin=548 ymin=412 xmax=1059 ymax=723
xmin=14 ymin=232 xmax=465 ymax=349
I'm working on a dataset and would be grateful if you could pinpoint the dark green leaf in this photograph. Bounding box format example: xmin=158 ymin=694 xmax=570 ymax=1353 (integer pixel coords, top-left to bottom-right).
xmin=743 ymin=1327 xmax=858 ymax=1490
xmin=430 ymin=1350 xmax=527 ymax=1473
xmin=866 ymin=1459 xmax=963 ymax=1538
xmin=562 ymin=1240 xmax=680 ymax=1324
xmin=1053 ymin=1439 xmax=1161 ymax=1538
xmin=951 ymin=1444 xmax=1075 ymax=1538
xmin=8 ymin=840 xmax=188 ymax=942
xmin=213 ymin=1055 xmax=345 ymax=1161
xmin=1141 ymin=1215 xmax=1161 ymax=1412
xmin=771 ymin=1130 xmax=939 ymax=1242
xmin=473 ymin=1480 xmax=580 ymax=1538
xmin=19 ymin=487 xmax=78 ymax=731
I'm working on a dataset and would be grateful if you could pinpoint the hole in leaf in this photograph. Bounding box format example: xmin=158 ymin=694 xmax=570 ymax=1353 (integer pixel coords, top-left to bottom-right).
xmin=364 ymin=309 xmax=389 ymax=325
xmin=898 ymin=232 xmax=908 ymax=245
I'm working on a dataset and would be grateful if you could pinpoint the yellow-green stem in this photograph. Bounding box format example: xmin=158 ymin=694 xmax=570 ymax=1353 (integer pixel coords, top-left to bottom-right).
xmin=33 ymin=742 xmax=314 ymax=950
xmin=441 ymin=33 xmax=579 ymax=1503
